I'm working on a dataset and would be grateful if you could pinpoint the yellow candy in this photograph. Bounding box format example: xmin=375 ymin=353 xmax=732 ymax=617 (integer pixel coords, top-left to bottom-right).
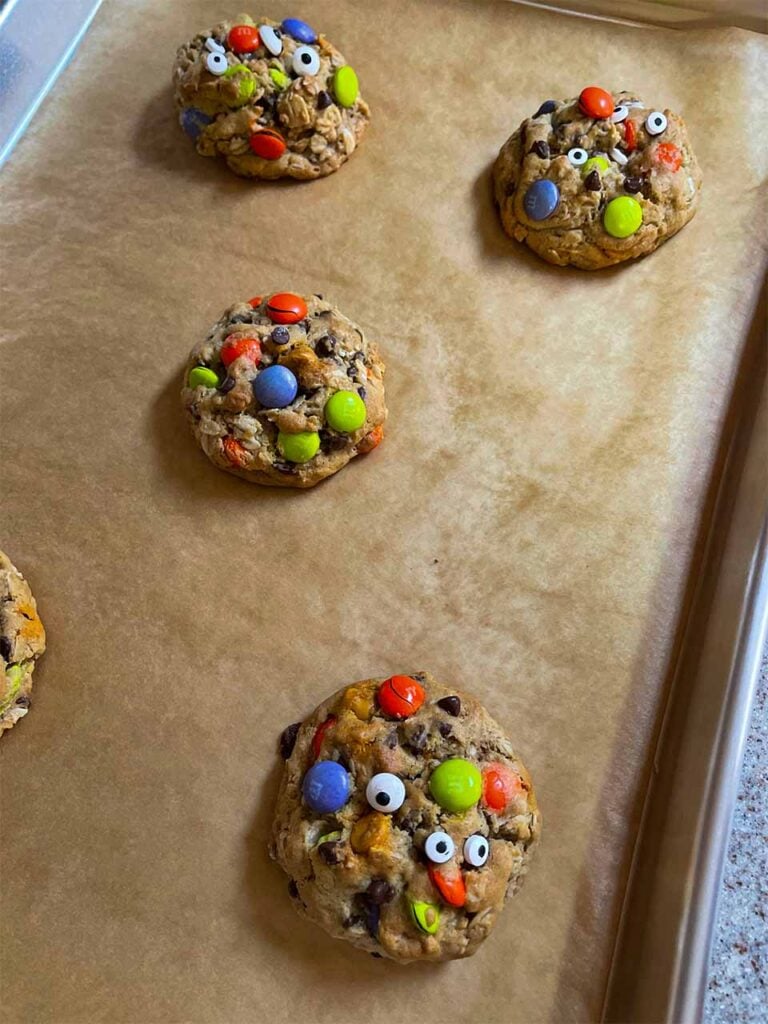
xmin=222 ymin=64 xmax=256 ymax=105
xmin=340 ymin=683 xmax=375 ymax=720
xmin=410 ymin=899 xmax=440 ymax=935
xmin=350 ymin=813 xmax=392 ymax=854
xmin=582 ymin=155 xmax=609 ymax=177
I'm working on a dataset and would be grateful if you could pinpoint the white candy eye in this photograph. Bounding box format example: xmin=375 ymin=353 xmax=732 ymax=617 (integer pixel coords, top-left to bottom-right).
xmin=645 ymin=111 xmax=667 ymax=136
xmin=260 ymin=25 xmax=283 ymax=56
xmin=205 ymin=37 xmax=225 ymax=54
xmin=567 ymin=147 xmax=589 ymax=167
xmin=292 ymin=45 xmax=320 ymax=76
xmin=464 ymin=834 xmax=490 ymax=868
xmin=366 ymin=773 xmax=405 ymax=813
xmin=205 ymin=51 xmax=228 ymax=76
xmin=611 ymin=105 xmax=628 ymax=123
xmin=424 ymin=831 xmax=455 ymax=864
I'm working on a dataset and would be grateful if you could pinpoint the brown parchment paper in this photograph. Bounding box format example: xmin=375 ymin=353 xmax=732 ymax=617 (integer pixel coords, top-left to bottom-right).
xmin=1 ymin=2 xmax=766 ymax=1022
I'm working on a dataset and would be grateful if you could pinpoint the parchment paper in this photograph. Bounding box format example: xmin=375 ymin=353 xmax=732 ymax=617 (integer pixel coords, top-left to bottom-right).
xmin=1 ymin=2 xmax=766 ymax=1022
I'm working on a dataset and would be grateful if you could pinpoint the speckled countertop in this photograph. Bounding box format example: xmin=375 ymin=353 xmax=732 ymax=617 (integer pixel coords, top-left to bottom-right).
xmin=705 ymin=649 xmax=767 ymax=1023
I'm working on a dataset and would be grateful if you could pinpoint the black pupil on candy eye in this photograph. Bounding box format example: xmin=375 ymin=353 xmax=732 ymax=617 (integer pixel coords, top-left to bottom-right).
xmin=479 ymin=844 xmax=487 ymax=857
xmin=301 ymin=52 xmax=312 ymax=64
xmin=376 ymin=792 xmax=390 ymax=806
xmin=436 ymin=841 xmax=447 ymax=854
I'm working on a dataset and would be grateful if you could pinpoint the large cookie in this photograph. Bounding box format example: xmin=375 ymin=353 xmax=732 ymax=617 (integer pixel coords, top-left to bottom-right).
xmin=173 ymin=14 xmax=369 ymax=179
xmin=0 ymin=551 xmax=46 ymax=735
xmin=181 ymin=292 xmax=386 ymax=488
xmin=493 ymin=87 xmax=702 ymax=269
xmin=270 ymin=672 xmax=540 ymax=962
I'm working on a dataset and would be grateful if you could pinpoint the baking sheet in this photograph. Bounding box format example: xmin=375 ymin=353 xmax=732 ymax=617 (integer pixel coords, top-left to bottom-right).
xmin=1 ymin=2 xmax=766 ymax=1022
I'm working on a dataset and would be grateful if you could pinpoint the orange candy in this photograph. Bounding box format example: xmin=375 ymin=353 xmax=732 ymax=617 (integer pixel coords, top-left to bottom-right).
xmin=266 ymin=292 xmax=308 ymax=325
xmin=227 ymin=25 xmax=260 ymax=53
xmin=482 ymin=763 xmax=523 ymax=812
xmin=249 ymin=129 xmax=286 ymax=161
xmin=222 ymin=436 xmax=249 ymax=468
xmin=429 ymin=864 xmax=466 ymax=907
xmin=221 ymin=334 xmax=261 ymax=367
xmin=377 ymin=676 xmax=425 ymax=719
xmin=655 ymin=142 xmax=682 ymax=171
xmin=247 ymin=296 xmax=263 ymax=308
xmin=311 ymin=716 xmax=337 ymax=760
xmin=578 ymin=86 xmax=614 ymax=120
xmin=623 ymin=118 xmax=636 ymax=153
xmin=357 ymin=424 xmax=384 ymax=454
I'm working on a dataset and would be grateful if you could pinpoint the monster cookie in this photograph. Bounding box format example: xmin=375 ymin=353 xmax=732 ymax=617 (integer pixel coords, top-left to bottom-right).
xmin=0 ymin=551 xmax=46 ymax=735
xmin=493 ymin=87 xmax=702 ymax=269
xmin=173 ymin=14 xmax=369 ymax=179
xmin=181 ymin=293 xmax=386 ymax=488
xmin=270 ymin=673 xmax=540 ymax=962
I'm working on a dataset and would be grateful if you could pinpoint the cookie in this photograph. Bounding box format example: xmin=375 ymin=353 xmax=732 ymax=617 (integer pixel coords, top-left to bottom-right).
xmin=173 ymin=14 xmax=370 ymax=180
xmin=493 ymin=87 xmax=702 ymax=269
xmin=0 ymin=551 xmax=46 ymax=735
xmin=270 ymin=672 xmax=540 ymax=962
xmin=182 ymin=292 xmax=386 ymax=488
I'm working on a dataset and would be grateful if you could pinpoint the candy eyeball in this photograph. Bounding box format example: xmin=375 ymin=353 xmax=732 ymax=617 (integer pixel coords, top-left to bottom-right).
xmin=567 ymin=147 xmax=589 ymax=167
xmin=424 ymin=831 xmax=455 ymax=864
xmin=611 ymin=105 xmax=628 ymax=123
xmin=365 ymin=772 xmax=406 ymax=813
xmin=292 ymin=45 xmax=321 ymax=77
xmin=204 ymin=37 xmax=225 ymax=54
xmin=464 ymin=834 xmax=490 ymax=868
xmin=645 ymin=111 xmax=667 ymax=136
xmin=260 ymin=24 xmax=283 ymax=56
xmin=205 ymin=51 xmax=228 ymax=76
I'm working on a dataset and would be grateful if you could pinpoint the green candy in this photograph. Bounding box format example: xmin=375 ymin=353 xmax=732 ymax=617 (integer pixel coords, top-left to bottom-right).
xmin=222 ymin=64 xmax=256 ymax=105
xmin=278 ymin=431 xmax=320 ymax=464
xmin=324 ymin=390 xmax=366 ymax=433
xmin=269 ymin=67 xmax=290 ymax=91
xmin=603 ymin=196 xmax=643 ymax=238
xmin=188 ymin=366 xmax=219 ymax=389
xmin=315 ymin=830 xmax=342 ymax=847
xmin=409 ymin=899 xmax=440 ymax=935
xmin=333 ymin=65 xmax=359 ymax=108
xmin=1 ymin=662 xmax=28 ymax=715
xmin=582 ymin=155 xmax=609 ymax=177
xmin=429 ymin=758 xmax=482 ymax=813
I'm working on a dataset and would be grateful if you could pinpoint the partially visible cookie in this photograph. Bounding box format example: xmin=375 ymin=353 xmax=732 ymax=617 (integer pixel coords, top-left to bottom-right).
xmin=270 ymin=672 xmax=540 ymax=962
xmin=181 ymin=292 xmax=386 ymax=488
xmin=1 ymin=551 xmax=46 ymax=735
xmin=493 ymin=86 xmax=702 ymax=269
xmin=173 ymin=14 xmax=370 ymax=179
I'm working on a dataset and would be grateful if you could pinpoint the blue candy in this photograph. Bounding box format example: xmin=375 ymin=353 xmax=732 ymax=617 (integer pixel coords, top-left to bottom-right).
xmin=180 ymin=107 xmax=213 ymax=140
xmin=523 ymin=179 xmax=560 ymax=221
xmin=282 ymin=17 xmax=317 ymax=44
xmin=303 ymin=761 xmax=350 ymax=814
xmin=533 ymin=99 xmax=557 ymax=117
xmin=252 ymin=365 xmax=298 ymax=408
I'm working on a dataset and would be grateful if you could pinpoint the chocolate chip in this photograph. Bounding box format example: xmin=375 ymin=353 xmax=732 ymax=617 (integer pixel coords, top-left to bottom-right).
xmin=534 ymin=99 xmax=557 ymax=117
xmin=343 ymin=913 xmax=364 ymax=929
xmin=279 ymin=723 xmax=301 ymax=759
xmin=530 ymin=140 xmax=550 ymax=159
xmin=408 ymin=725 xmax=427 ymax=753
xmin=357 ymin=386 xmax=367 ymax=399
xmin=584 ymin=169 xmax=601 ymax=191
xmin=366 ymin=879 xmax=394 ymax=904
xmin=436 ymin=696 xmax=461 ymax=717
xmin=346 ymin=365 xmax=358 ymax=379
xmin=315 ymin=334 xmax=337 ymax=357
xmin=270 ymin=326 xmax=290 ymax=345
xmin=15 ymin=695 xmax=30 ymax=708
xmin=318 ymin=841 xmax=343 ymax=865
xmin=317 ymin=90 xmax=333 ymax=110
xmin=624 ymin=175 xmax=643 ymax=194
xmin=370 ymin=952 xmax=382 ymax=958
xmin=319 ymin=431 xmax=347 ymax=452
xmin=218 ymin=376 xmax=236 ymax=394
xmin=353 ymin=350 xmax=365 ymax=362
xmin=413 ymin=672 xmax=426 ymax=682
xmin=302 ymin=318 xmax=311 ymax=333
xmin=438 ymin=722 xmax=453 ymax=738
xmin=288 ymin=880 xmax=299 ymax=899
xmin=362 ymin=900 xmax=380 ymax=938
xmin=0 ymin=637 xmax=12 ymax=661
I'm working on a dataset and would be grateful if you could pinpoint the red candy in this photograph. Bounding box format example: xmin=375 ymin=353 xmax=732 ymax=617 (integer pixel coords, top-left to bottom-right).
xmin=247 ymin=296 xmax=263 ymax=308
xmin=578 ymin=86 xmax=614 ymax=120
xmin=623 ymin=118 xmax=636 ymax=153
xmin=266 ymin=292 xmax=308 ymax=325
xmin=311 ymin=716 xmax=337 ymax=760
xmin=655 ymin=142 xmax=682 ymax=171
xmin=227 ymin=25 xmax=260 ymax=53
xmin=482 ymin=763 xmax=523 ymax=812
xmin=221 ymin=334 xmax=262 ymax=367
xmin=249 ymin=129 xmax=286 ymax=160
xmin=428 ymin=864 xmax=466 ymax=907
xmin=357 ymin=424 xmax=384 ymax=455
xmin=376 ymin=676 xmax=425 ymax=719
xmin=222 ymin=436 xmax=249 ymax=468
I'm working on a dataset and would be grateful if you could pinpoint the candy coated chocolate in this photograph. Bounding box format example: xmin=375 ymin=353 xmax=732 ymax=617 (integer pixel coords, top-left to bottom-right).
xmin=523 ymin=179 xmax=559 ymax=221
xmin=252 ymin=365 xmax=298 ymax=408
xmin=377 ymin=676 xmax=425 ymax=719
xmin=579 ymin=86 xmax=614 ymax=119
xmin=266 ymin=292 xmax=308 ymax=324
xmin=429 ymin=758 xmax=482 ymax=813
xmin=282 ymin=17 xmax=317 ymax=43
xmin=302 ymin=761 xmax=350 ymax=814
